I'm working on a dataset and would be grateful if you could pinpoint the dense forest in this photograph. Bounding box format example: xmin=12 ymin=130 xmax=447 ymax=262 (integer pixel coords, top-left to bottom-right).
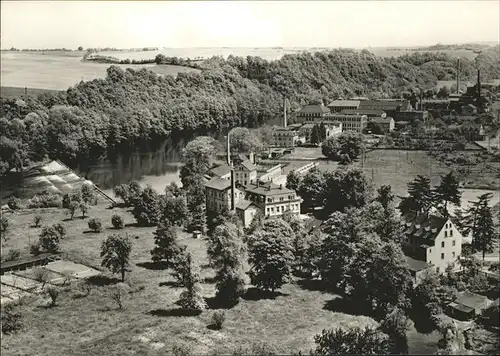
xmin=1 ymin=48 xmax=499 ymax=173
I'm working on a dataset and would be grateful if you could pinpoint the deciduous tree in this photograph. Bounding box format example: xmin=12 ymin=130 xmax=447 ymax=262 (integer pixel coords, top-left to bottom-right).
xmin=100 ymin=233 xmax=132 ymax=282
xmin=132 ymin=185 xmax=161 ymax=227
xmin=248 ymin=219 xmax=294 ymax=292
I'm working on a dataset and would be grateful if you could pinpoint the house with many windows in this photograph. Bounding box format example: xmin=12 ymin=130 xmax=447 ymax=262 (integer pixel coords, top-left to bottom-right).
xmin=324 ymin=113 xmax=368 ymax=133
xmin=233 ymin=160 xmax=257 ymax=186
xmin=328 ymin=100 xmax=361 ymax=113
xmin=204 ymin=177 xmax=245 ymax=214
xmin=244 ymin=181 xmax=302 ymax=217
xmin=401 ymin=213 xmax=463 ymax=275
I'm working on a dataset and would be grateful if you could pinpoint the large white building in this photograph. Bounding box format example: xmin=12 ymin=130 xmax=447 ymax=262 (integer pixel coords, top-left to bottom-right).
xmin=402 ymin=213 xmax=463 ymax=276
xmin=324 ymin=113 xmax=368 ymax=133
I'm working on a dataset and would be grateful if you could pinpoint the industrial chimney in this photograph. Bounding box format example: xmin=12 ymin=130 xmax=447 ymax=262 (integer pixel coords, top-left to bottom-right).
xmin=419 ymin=89 xmax=423 ymax=111
xmin=226 ymin=134 xmax=231 ymax=166
xmin=230 ymin=166 xmax=236 ymax=212
xmin=477 ymin=70 xmax=481 ymax=98
xmin=283 ymin=96 xmax=288 ymax=128
xmin=456 ymin=58 xmax=461 ymax=94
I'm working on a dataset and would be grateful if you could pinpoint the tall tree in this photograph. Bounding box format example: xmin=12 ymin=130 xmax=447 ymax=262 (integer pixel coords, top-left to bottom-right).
xmin=132 ymin=185 xmax=161 ymax=227
xmin=434 ymin=171 xmax=462 ymax=217
xmin=101 ymin=233 xmax=132 ymax=282
xmin=285 ymin=169 xmax=302 ymax=192
xmin=470 ymin=193 xmax=495 ymax=260
xmin=208 ymin=221 xmax=247 ymax=304
xmin=151 ymin=220 xmax=186 ymax=266
xmin=311 ymin=124 xmax=321 ymax=144
xmin=399 ymin=175 xmax=434 ymax=215
xmin=297 ymin=168 xmax=326 ymax=211
xmin=323 ymin=165 xmax=374 ymax=214
xmin=229 ymin=127 xmax=263 ymax=154
xmin=174 ymin=252 xmax=207 ymax=311
xmin=248 ymin=219 xmax=295 ymax=292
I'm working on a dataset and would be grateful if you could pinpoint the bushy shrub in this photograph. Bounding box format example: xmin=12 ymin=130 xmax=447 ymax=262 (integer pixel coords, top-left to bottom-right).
xmin=1 ymin=305 xmax=23 ymax=334
xmin=7 ymin=197 xmax=21 ymax=210
xmin=26 ymin=191 xmax=61 ymax=209
xmin=45 ymin=286 xmax=59 ymax=306
xmin=88 ymin=218 xmax=102 ymax=232
xmin=30 ymin=242 xmax=41 ymax=256
xmin=111 ymin=214 xmax=124 ymax=229
xmin=4 ymin=249 xmax=20 ymax=262
xmin=211 ymin=310 xmax=226 ymax=330
xmin=33 ymin=215 xmax=43 ymax=227
xmin=172 ymin=344 xmax=192 ymax=356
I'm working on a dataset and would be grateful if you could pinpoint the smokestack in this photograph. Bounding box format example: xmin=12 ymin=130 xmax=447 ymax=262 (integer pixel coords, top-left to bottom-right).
xmin=283 ymin=96 xmax=288 ymax=128
xmin=456 ymin=58 xmax=461 ymax=94
xmin=477 ymin=70 xmax=481 ymax=98
xmin=226 ymin=134 xmax=231 ymax=166
xmin=230 ymin=167 xmax=236 ymax=211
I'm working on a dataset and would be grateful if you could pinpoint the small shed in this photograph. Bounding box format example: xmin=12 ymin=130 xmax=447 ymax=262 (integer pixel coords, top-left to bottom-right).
xmin=447 ymin=291 xmax=491 ymax=321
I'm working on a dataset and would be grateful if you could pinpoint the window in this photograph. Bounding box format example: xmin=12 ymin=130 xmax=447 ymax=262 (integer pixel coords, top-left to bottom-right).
xmin=271 ymin=207 xmax=274 ymax=213
xmin=280 ymin=197 xmax=284 ymax=202
xmin=436 ymin=267 xmax=440 ymax=273
xmin=281 ymin=206 xmax=285 ymax=212
xmin=429 ymin=248 xmax=432 ymax=253
xmin=266 ymin=208 xmax=270 ymax=214
xmin=452 ymin=252 xmax=456 ymax=258
xmin=267 ymin=198 xmax=273 ymax=203
xmin=452 ymin=240 xmax=455 ymax=247
xmin=444 ymin=231 xmax=447 ymax=237
xmin=441 ymin=253 xmax=444 ymax=260
xmin=450 ymin=230 xmax=453 ymax=236
xmin=441 ymin=241 xmax=445 ymax=248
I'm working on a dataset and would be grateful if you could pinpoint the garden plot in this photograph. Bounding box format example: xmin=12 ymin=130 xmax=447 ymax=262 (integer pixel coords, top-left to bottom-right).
xmin=14 ymin=268 xmax=72 ymax=286
xmin=44 ymin=260 xmax=100 ymax=279
xmin=1 ymin=273 xmax=42 ymax=293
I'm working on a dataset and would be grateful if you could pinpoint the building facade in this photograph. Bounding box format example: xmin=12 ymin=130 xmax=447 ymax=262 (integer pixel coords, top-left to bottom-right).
xmin=273 ymin=127 xmax=300 ymax=147
xmin=204 ymin=177 xmax=245 ymax=214
xmin=258 ymin=165 xmax=282 ymax=184
xmin=233 ymin=160 xmax=257 ymax=186
xmin=324 ymin=113 xmax=368 ymax=132
xmin=244 ymin=181 xmax=302 ymax=217
xmin=235 ymin=200 xmax=260 ymax=228
xmin=402 ymin=213 xmax=463 ymax=274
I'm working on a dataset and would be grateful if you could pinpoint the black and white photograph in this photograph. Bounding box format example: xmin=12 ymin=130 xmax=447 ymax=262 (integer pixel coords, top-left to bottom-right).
xmin=0 ymin=0 xmax=499 ymax=355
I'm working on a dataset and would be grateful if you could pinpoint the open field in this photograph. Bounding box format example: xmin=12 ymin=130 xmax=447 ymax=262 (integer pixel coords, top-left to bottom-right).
xmin=1 ymin=202 xmax=384 ymax=356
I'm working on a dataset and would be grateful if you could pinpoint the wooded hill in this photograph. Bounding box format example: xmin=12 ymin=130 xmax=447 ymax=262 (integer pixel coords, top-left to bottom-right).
xmin=1 ymin=48 xmax=499 ymax=172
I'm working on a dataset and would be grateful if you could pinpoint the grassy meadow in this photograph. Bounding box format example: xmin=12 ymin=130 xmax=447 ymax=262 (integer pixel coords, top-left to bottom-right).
xmin=1 ymin=201 xmax=381 ymax=356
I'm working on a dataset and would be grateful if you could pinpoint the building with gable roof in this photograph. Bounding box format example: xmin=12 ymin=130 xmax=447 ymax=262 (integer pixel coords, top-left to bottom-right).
xmin=401 ymin=213 xmax=463 ymax=274
xmin=233 ymin=159 xmax=257 ymax=186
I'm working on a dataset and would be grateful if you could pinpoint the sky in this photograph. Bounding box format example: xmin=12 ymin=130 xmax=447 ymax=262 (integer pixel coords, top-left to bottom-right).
xmin=1 ymin=1 xmax=499 ymax=49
